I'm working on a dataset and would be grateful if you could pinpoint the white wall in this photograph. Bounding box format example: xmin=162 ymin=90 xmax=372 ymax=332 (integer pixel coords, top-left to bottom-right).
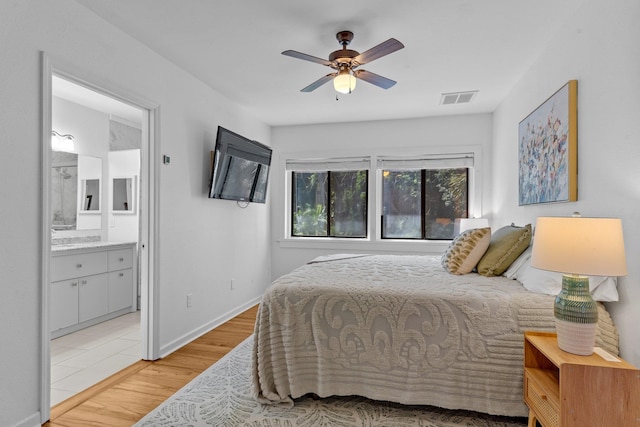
xmin=0 ymin=1 xmax=270 ymax=426
xmin=270 ymin=114 xmax=493 ymax=280
xmin=491 ymin=0 xmax=640 ymax=366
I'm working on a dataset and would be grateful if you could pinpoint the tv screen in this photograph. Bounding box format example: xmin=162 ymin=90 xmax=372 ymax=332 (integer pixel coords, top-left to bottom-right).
xmin=209 ymin=126 xmax=272 ymax=203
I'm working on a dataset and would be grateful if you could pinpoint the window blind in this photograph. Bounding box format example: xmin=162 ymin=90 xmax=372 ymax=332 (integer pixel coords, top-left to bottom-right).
xmin=286 ymin=157 xmax=371 ymax=172
xmin=376 ymin=153 xmax=474 ymax=170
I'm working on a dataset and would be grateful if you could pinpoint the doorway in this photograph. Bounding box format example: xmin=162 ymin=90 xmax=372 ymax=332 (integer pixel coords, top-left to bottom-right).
xmin=41 ymin=55 xmax=158 ymax=422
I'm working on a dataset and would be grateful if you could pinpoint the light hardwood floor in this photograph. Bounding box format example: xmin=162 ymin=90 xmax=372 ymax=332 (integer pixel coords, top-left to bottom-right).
xmin=44 ymin=305 xmax=258 ymax=426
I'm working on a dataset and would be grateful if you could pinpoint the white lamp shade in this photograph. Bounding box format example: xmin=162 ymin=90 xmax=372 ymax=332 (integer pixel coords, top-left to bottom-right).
xmin=334 ymin=72 xmax=356 ymax=94
xmin=454 ymin=218 xmax=489 ymax=235
xmin=530 ymin=217 xmax=627 ymax=276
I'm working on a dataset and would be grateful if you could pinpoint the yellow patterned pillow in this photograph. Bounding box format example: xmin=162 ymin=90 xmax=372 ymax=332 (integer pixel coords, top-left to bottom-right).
xmin=477 ymin=224 xmax=532 ymax=277
xmin=441 ymin=227 xmax=491 ymax=275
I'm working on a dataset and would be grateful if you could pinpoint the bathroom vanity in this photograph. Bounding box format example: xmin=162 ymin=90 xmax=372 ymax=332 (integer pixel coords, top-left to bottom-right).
xmin=50 ymin=241 xmax=137 ymax=339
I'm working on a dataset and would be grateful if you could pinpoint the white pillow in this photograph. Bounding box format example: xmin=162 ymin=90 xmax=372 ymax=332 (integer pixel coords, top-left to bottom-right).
xmin=511 ymin=258 xmax=619 ymax=302
xmin=503 ymin=246 xmax=532 ymax=279
xmin=441 ymin=227 xmax=491 ymax=275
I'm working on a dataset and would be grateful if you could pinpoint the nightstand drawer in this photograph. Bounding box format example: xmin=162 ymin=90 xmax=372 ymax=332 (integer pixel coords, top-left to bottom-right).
xmin=525 ymin=369 xmax=559 ymax=427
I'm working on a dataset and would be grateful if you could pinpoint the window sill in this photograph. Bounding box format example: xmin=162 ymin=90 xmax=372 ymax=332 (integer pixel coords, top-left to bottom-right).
xmin=278 ymin=237 xmax=450 ymax=254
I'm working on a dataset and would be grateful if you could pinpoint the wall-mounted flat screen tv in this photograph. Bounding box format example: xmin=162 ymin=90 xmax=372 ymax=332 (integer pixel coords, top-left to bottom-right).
xmin=209 ymin=126 xmax=272 ymax=203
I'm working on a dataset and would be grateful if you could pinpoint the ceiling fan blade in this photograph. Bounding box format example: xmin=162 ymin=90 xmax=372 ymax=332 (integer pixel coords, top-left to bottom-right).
xmin=353 ymin=38 xmax=404 ymax=66
xmin=282 ymin=50 xmax=332 ymax=66
xmin=354 ymin=69 xmax=397 ymax=89
xmin=301 ymin=74 xmax=336 ymax=92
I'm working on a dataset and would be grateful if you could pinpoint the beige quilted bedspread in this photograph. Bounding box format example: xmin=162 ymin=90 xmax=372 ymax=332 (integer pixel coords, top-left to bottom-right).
xmin=252 ymin=255 xmax=619 ymax=417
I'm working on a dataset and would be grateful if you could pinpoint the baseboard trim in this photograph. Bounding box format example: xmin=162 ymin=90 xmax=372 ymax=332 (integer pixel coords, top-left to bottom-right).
xmin=159 ymin=297 xmax=260 ymax=358
xmin=9 ymin=412 xmax=41 ymax=427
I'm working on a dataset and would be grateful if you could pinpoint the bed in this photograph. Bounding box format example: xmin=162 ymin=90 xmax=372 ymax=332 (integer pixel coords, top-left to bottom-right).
xmin=251 ymin=253 xmax=619 ymax=417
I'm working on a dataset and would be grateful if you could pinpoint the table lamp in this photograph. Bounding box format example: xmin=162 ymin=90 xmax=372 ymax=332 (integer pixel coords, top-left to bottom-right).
xmin=530 ymin=215 xmax=627 ymax=355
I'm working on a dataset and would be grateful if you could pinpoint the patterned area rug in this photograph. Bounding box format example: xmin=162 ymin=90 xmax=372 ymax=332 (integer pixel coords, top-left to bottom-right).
xmin=135 ymin=336 xmax=528 ymax=427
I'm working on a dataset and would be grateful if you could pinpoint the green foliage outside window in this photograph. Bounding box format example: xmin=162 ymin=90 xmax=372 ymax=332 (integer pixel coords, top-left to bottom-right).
xmin=424 ymin=169 xmax=468 ymax=239
xmin=382 ymin=168 xmax=468 ymax=239
xmin=292 ymin=170 xmax=367 ymax=237
xmin=291 ymin=166 xmax=468 ymax=240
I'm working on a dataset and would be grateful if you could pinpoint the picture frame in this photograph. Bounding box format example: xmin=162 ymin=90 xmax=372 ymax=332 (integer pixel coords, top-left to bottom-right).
xmin=518 ymin=80 xmax=577 ymax=206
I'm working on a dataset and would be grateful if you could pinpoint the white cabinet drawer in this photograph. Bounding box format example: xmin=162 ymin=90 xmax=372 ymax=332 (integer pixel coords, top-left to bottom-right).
xmin=51 ymin=251 xmax=108 ymax=282
xmin=108 ymin=247 xmax=134 ymax=271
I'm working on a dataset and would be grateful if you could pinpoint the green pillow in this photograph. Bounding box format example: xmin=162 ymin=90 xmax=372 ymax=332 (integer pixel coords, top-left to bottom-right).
xmin=441 ymin=227 xmax=491 ymax=275
xmin=477 ymin=224 xmax=532 ymax=276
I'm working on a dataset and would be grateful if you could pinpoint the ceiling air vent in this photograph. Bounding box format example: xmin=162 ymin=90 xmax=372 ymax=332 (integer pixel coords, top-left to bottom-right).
xmin=440 ymin=90 xmax=478 ymax=105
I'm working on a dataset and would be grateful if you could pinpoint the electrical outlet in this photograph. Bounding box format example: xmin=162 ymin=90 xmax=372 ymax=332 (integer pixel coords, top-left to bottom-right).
xmin=187 ymin=293 xmax=193 ymax=307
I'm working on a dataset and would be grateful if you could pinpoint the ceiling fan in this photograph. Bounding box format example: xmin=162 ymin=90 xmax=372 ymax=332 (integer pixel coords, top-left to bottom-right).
xmin=282 ymin=31 xmax=405 ymax=94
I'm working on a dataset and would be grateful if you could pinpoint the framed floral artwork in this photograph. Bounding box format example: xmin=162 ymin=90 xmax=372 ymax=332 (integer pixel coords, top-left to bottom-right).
xmin=518 ymin=80 xmax=577 ymax=205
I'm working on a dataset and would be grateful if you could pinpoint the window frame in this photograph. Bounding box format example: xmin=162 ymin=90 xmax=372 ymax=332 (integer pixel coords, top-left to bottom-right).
xmin=290 ymin=169 xmax=369 ymax=238
xmin=281 ymin=146 xmax=483 ymax=252
xmin=380 ymin=168 xmax=469 ymax=240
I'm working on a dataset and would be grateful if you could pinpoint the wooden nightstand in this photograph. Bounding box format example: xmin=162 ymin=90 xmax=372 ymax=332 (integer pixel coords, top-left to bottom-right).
xmin=523 ymin=331 xmax=640 ymax=427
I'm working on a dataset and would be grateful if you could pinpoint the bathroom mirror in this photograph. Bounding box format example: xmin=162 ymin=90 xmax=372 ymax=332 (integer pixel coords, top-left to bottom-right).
xmin=112 ymin=177 xmax=135 ymax=213
xmin=51 ymin=152 xmax=102 ymax=230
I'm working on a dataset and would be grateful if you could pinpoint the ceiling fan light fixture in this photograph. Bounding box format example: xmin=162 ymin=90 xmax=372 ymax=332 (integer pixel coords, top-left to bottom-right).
xmin=333 ymin=68 xmax=356 ymax=94
xmin=283 ymin=31 xmax=404 ymax=93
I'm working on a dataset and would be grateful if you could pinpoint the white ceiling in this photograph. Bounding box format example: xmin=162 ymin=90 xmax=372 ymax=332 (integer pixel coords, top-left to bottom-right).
xmin=72 ymin=0 xmax=583 ymax=127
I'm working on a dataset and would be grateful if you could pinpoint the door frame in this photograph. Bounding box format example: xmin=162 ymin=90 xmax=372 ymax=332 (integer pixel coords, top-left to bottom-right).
xmin=40 ymin=52 xmax=160 ymax=423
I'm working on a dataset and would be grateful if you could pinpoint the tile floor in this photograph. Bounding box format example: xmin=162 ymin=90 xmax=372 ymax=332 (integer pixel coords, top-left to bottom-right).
xmin=50 ymin=311 xmax=141 ymax=406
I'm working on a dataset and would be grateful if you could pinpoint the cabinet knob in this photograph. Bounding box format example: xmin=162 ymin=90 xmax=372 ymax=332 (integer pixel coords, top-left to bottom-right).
xmin=71 ymin=282 xmax=78 ymax=287
xmin=119 ymin=257 xmax=124 ymax=262
xmin=119 ymin=272 xmax=124 ymax=277
xmin=76 ymin=263 xmax=83 ymax=268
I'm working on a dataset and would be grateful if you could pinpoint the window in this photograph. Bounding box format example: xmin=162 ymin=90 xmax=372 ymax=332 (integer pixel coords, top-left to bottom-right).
xmin=378 ymin=154 xmax=472 ymax=240
xmin=285 ymin=153 xmax=474 ymax=241
xmin=288 ymin=158 xmax=369 ymax=238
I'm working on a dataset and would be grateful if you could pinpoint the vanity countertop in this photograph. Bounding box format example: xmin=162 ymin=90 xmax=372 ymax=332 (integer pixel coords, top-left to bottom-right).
xmin=52 ymin=241 xmax=137 ymax=253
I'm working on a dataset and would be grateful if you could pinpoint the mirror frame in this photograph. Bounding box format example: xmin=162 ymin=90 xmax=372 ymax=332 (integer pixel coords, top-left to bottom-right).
xmin=80 ymin=178 xmax=101 ymax=213
xmin=112 ymin=176 xmax=136 ymax=214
